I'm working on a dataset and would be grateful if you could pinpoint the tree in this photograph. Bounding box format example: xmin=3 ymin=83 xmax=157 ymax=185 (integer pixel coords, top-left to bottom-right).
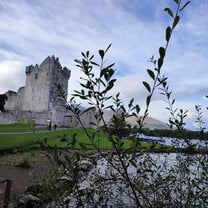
xmin=0 ymin=94 xmax=8 ymax=112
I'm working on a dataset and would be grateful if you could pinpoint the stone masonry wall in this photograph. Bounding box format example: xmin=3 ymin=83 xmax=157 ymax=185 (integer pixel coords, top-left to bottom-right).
xmin=1 ymin=56 xmax=71 ymax=126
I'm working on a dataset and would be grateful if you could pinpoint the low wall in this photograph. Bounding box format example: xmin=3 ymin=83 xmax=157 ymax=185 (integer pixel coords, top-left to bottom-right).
xmin=0 ymin=112 xmax=17 ymax=124
xmin=0 ymin=111 xmax=50 ymax=125
xmin=0 ymin=109 xmax=97 ymax=128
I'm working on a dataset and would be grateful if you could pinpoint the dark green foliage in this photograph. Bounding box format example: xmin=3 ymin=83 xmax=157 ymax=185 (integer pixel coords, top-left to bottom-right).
xmin=73 ymin=44 xmax=116 ymax=116
xmin=143 ymin=81 xmax=151 ymax=93
xmin=140 ymin=0 xmax=187 ymax=130
xmin=0 ymin=93 xmax=8 ymax=112
xmin=160 ymin=77 xmax=188 ymax=130
xmin=180 ymin=1 xmax=191 ymax=11
xmin=141 ymin=128 xmax=208 ymax=140
xmin=195 ymin=105 xmax=206 ymax=132
xmin=173 ymin=0 xmax=179 ymax=5
xmin=164 ymin=7 xmax=174 ymax=18
xmin=147 ymin=69 xmax=155 ymax=80
xmin=166 ymin=26 xmax=172 ymax=42
xmin=173 ymin=15 xmax=180 ymax=29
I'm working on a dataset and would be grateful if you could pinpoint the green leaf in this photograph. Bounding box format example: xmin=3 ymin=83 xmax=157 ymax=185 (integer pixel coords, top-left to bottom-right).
xmin=91 ymin=61 xmax=99 ymax=66
xmin=89 ymin=55 xmax=94 ymax=60
xmin=100 ymin=68 xmax=108 ymax=77
xmin=173 ymin=0 xmax=179 ymax=4
xmin=162 ymin=81 xmax=167 ymax=88
xmin=129 ymin=98 xmax=134 ymax=108
xmin=104 ymin=72 xmax=110 ymax=81
xmin=81 ymin=52 xmax=86 ymax=58
xmin=105 ymin=44 xmax=112 ymax=53
xmin=171 ymin=99 xmax=175 ymax=105
xmin=86 ymin=51 xmax=89 ymax=57
xmin=158 ymin=77 xmax=167 ymax=85
xmin=99 ymin=78 xmax=106 ymax=87
xmin=147 ymin=69 xmax=155 ymax=80
xmin=157 ymin=57 xmax=163 ymax=70
xmin=74 ymin=59 xmax=82 ymax=64
xmin=143 ymin=81 xmax=151 ymax=93
xmin=99 ymin=50 xmax=105 ymax=59
xmin=180 ymin=1 xmax=191 ymax=12
xmin=135 ymin=104 xmax=140 ymax=114
xmin=164 ymin=8 xmax=174 ymax=18
xmin=166 ymin=26 xmax=172 ymax=42
xmin=159 ymin=47 xmax=166 ymax=58
xmin=108 ymin=68 xmax=115 ymax=77
xmin=73 ymin=90 xmax=81 ymax=95
xmin=103 ymin=79 xmax=116 ymax=93
xmin=81 ymin=89 xmax=85 ymax=95
xmin=173 ymin=16 xmax=180 ymax=29
xmin=167 ymin=92 xmax=172 ymax=99
xmin=105 ymin=63 xmax=115 ymax=69
xmin=146 ymin=95 xmax=151 ymax=106
xmin=169 ymin=119 xmax=174 ymax=125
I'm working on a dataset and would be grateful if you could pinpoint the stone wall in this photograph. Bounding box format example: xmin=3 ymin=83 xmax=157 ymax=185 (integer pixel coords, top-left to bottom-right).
xmin=4 ymin=87 xmax=25 ymax=111
xmin=24 ymin=63 xmax=50 ymax=112
xmin=0 ymin=110 xmax=57 ymax=126
xmin=0 ymin=109 xmax=97 ymax=128
xmin=0 ymin=112 xmax=17 ymax=124
xmin=1 ymin=55 xmax=98 ymax=127
xmin=2 ymin=56 xmax=72 ymax=126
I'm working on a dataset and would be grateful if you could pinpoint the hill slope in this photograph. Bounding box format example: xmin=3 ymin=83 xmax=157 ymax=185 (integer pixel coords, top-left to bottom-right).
xmin=126 ymin=116 xmax=168 ymax=129
xmin=103 ymin=110 xmax=167 ymax=129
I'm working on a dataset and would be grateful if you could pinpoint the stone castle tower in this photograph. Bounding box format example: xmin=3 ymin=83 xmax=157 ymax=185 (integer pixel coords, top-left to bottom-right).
xmin=3 ymin=56 xmax=71 ymax=126
xmin=24 ymin=56 xmax=70 ymax=112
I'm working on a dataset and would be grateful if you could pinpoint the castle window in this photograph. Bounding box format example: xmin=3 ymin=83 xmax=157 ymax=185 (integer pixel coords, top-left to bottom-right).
xmin=35 ymin=73 xmax=38 ymax=79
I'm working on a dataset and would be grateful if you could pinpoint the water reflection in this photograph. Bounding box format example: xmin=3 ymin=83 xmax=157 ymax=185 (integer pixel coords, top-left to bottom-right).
xmin=68 ymin=153 xmax=208 ymax=207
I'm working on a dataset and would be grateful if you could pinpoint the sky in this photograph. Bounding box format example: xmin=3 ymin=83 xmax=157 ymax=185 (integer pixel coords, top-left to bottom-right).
xmin=0 ymin=0 xmax=208 ymax=130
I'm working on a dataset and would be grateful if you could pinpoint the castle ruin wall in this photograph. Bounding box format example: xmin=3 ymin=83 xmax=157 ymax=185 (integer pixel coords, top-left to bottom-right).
xmin=1 ymin=56 xmax=71 ymax=126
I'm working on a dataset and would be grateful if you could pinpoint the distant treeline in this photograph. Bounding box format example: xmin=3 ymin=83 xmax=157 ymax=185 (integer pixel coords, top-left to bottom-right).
xmin=140 ymin=128 xmax=208 ymax=140
xmin=105 ymin=126 xmax=208 ymax=141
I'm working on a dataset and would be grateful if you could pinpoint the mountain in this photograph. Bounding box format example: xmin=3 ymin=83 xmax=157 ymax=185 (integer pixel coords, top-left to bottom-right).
xmin=126 ymin=116 xmax=168 ymax=129
xmin=103 ymin=110 xmax=167 ymax=129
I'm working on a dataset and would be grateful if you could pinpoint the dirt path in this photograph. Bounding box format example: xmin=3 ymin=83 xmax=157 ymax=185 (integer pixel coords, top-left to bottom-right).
xmin=0 ymin=151 xmax=53 ymax=206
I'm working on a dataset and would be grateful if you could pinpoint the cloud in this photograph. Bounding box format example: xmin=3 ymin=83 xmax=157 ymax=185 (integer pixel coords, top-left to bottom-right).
xmin=0 ymin=60 xmax=25 ymax=93
xmin=0 ymin=0 xmax=207 ymax=129
xmin=112 ymin=74 xmax=146 ymax=102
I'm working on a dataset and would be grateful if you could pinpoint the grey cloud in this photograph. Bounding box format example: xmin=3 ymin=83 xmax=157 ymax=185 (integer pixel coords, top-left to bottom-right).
xmin=0 ymin=0 xmax=207 ymax=127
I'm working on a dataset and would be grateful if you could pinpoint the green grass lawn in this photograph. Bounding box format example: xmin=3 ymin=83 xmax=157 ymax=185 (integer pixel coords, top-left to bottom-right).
xmin=0 ymin=124 xmax=168 ymax=151
xmin=0 ymin=129 xmax=168 ymax=153
xmin=0 ymin=123 xmax=45 ymax=132
xmin=0 ymin=128 xmax=127 ymax=149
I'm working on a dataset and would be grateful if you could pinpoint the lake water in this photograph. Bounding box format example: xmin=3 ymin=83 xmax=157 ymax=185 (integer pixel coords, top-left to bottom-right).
xmin=65 ymin=152 xmax=208 ymax=207
xmin=59 ymin=133 xmax=208 ymax=207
